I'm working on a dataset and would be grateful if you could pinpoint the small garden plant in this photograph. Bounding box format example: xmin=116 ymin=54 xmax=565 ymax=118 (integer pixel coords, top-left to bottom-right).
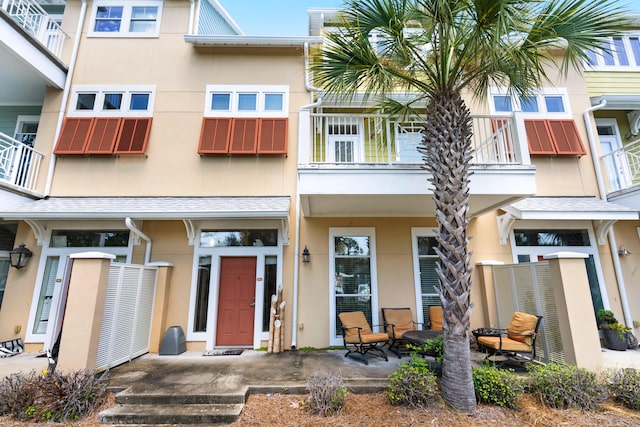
xmin=606 ymin=367 xmax=640 ymax=410
xmin=0 ymin=369 xmax=108 ymax=422
xmin=472 ymin=363 xmax=525 ymax=408
xmin=387 ymin=352 xmax=438 ymax=407
xmin=305 ymin=371 xmax=348 ymax=416
xmin=526 ymin=363 xmax=607 ymax=410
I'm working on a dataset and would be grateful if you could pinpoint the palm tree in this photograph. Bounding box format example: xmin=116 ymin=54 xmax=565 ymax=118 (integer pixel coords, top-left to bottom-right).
xmin=312 ymin=0 xmax=627 ymax=411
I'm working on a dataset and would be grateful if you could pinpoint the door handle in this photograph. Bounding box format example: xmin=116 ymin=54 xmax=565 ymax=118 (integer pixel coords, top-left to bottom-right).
xmin=250 ymin=297 xmax=255 ymax=307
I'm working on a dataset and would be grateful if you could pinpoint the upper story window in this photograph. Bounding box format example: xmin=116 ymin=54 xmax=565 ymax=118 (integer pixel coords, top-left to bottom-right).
xmin=89 ymin=0 xmax=163 ymax=37
xmin=585 ymin=35 xmax=640 ymax=70
xmin=205 ymin=85 xmax=288 ymax=118
xmin=490 ymin=88 xmax=569 ymax=116
xmin=70 ymin=85 xmax=155 ymax=118
xmin=199 ymin=85 xmax=289 ymax=155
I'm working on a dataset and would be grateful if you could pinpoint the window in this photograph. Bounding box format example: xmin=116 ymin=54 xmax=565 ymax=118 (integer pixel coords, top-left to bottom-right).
xmin=204 ymin=85 xmax=289 ymax=117
xmin=70 ymin=85 xmax=155 ymax=118
xmin=330 ymin=228 xmax=378 ymax=346
xmin=586 ymin=35 xmax=640 ymax=69
xmin=491 ymin=89 xmax=568 ymax=115
xmin=524 ymin=119 xmax=586 ymax=156
xmin=89 ymin=1 xmax=162 ymax=37
xmin=411 ymin=228 xmax=441 ymax=327
xmin=200 ymin=85 xmax=289 ymax=155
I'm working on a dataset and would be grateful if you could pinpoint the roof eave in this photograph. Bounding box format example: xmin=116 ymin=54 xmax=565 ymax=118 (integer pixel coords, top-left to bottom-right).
xmin=184 ymin=35 xmax=322 ymax=47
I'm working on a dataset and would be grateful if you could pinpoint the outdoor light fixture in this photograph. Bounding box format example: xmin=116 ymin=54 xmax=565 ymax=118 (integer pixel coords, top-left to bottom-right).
xmin=302 ymin=246 xmax=310 ymax=263
xmin=618 ymin=246 xmax=632 ymax=256
xmin=10 ymin=243 xmax=32 ymax=269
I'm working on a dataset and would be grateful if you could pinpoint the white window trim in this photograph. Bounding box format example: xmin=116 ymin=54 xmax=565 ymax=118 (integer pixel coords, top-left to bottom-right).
xmin=204 ymin=85 xmax=289 ymax=118
xmin=585 ymin=33 xmax=640 ymax=71
xmin=88 ymin=0 xmax=163 ymax=38
xmin=411 ymin=227 xmax=438 ymax=326
xmin=489 ymin=87 xmax=571 ymax=118
xmin=187 ymin=222 xmax=284 ymax=350
xmin=26 ymin=224 xmax=133 ymax=343
xmin=329 ymin=227 xmax=378 ymax=346
xmin=69 ymin=85 xmax=156 ymax=118
xmin=508 ymin=221 xmax=610 ymax=311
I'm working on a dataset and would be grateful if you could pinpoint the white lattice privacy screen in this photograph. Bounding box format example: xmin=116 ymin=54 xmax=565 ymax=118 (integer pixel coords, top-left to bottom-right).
xmin=492 ymin=262 xmax=565 ymax=364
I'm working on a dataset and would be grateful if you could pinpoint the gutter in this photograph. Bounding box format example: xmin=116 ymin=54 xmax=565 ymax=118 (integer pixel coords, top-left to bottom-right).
xmin=583 ymin=100 xmax=634 ymax=328
xmin=184 ymin=35 xmax=322 ymax=47
xmin=291 ymin=41 xmax=324 ymax=349
xmin=125 ymin=217 xmax=152 ymax=265
xmin=44 ymin=0 xmax=88 ymax=196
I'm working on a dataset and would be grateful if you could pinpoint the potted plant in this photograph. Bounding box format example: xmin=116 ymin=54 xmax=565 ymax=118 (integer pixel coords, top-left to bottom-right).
xmin=596 ymin=309 xmax=630 ymax=351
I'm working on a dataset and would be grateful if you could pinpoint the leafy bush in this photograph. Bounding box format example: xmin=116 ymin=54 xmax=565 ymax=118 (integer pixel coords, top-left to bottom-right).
xmin=306 ymin=371 xmax=348 ymax=416
xmin=472 ymin=363 xmax=524 ymax=408
xmin=0 ymin=370 xmax=108 ymax=422
xmin=596 ymin=309 xmax=617 ymax=327
xmin=420 ymin=335 xmax=445 ymax=364
xmin=526 ymin=363 xmax=607 ymax=410
xmin=387 ymin=354 xmax=438 ymax=407
xmin=606 ymin=368 xmax=640 ymax=410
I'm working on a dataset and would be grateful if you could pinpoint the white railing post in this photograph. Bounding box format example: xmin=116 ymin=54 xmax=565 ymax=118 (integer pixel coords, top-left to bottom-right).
xmin=298 ymin=109 xmax=312 ymax=166
xmin=512 ymin=112 xmax=531 ymax=166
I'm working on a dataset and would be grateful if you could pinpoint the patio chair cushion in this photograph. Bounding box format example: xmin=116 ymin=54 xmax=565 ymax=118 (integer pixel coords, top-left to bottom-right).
xmin=476 ymin=336 xmax=531 ymax=353
xmin=339 ymin=311 xmax=373 ymax=335
xmin=429 ymin=306 xmax=443 ymax=330
xmin=383 ymin=308 xmax=415 ymax=338
xmin=345 ymin=331 xmax=390 ymax=344
xmin=507 ymin=312 xmax=539 ymax=345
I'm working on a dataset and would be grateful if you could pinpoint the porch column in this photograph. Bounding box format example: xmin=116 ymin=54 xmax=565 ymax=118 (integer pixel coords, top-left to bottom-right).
xmin=544 ymin=252 xmax=603 ymax=370
xmin=56 ymin=252 xmax=115 ymax=373
xmin=147 ymin=262 xmax=174 ymax=352
xmin=475 ymin=260 xmax=504 ymax=328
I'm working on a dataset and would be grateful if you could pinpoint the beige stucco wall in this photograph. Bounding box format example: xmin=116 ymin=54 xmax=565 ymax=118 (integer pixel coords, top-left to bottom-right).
xmin=612 ymin=221 xmax=640 ymax=334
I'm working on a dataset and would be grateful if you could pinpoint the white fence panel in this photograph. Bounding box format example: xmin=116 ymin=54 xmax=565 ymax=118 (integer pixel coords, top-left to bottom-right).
xmin=95 ymin=263 xmax=158 ymax=371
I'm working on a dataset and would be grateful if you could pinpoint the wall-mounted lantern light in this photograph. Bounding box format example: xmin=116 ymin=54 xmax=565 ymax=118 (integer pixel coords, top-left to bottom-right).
xmin=10 ymin=244 xmax=32 ymax=269
xmin=302 ymin=246 xmax=310 ymax=263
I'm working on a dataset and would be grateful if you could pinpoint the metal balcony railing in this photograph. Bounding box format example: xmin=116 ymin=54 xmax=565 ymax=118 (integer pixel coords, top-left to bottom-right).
xmin=0 ymin=132 xmax=44 ymax=192
xmin=2 ymin=0 xmax=68 ymax=59
xmin=601 ymin=136 xmax=640 ymax=192
xmin=307 ymin=113 xmax=522 ymax=166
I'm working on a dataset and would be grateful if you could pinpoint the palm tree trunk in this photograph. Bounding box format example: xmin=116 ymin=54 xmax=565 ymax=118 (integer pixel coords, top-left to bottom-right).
xmin=419 ymin=90 xmax=476 ymax=412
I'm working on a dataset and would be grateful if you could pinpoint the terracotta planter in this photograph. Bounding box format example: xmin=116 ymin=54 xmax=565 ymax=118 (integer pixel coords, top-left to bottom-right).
xmin=602 ymin=328 xmax=627 ymax=351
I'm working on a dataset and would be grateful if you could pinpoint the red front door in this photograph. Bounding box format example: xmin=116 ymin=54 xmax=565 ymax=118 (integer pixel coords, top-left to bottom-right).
xmin=216 ymin=257 xmax=256 ymax=346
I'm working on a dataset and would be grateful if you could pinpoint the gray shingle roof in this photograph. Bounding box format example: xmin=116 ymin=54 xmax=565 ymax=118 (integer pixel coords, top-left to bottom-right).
xmin=0 ymin=196 xmax=291 ymax=219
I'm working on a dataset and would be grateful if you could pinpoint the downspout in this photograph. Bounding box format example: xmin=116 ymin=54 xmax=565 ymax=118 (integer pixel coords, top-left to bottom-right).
xmin=44 ymin=0 xmax=88 ymax=196
xmin=188 ymin=0 xmax=195 ymax=35
xmin=290 ymin=41 xmax=324 ymax=349
xmin=583 ymin=100 xmax=633 ymax=327
xmin=125 ymin=217 xmax=152 ymax=265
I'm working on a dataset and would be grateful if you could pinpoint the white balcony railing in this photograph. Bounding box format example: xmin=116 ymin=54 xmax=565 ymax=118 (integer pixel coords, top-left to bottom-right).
xmin=0 ymin=132 xmax=44 ymax=192
xmin=307 ymin=113 xmax=522 ymax=166
xmin=2 ymin=0 xmax=68 ymax=59
xmin=601 ymin=136 xmax=640 ymax=192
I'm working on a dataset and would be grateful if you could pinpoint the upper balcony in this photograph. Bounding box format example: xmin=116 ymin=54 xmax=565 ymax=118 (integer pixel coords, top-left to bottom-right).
xmin=0 ymin=132 xmax=44 ymax=196
xmin=298 ymin=111 xmax=537 ymax=217
xmin=601 ymin=135 xmax=640 ymax=209
xmin=0 ymin=0 xmax=68 ymax=99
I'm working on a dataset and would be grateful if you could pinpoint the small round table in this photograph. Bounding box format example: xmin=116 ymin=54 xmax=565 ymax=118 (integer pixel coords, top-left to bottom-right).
xmin=402 ymin=329 xmax=443 ymax=346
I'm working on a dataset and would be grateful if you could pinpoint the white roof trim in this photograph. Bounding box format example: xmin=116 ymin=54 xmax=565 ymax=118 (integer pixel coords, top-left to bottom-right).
xmin=208 ymin=0 xmax=245 ymax=35
xmin=590 ymin=95 xmax=640 ymax=110
xmin=502 ymin=197 xmax=638 ymax=221
xmin=184 ymin=35 xmax=322 ymax=47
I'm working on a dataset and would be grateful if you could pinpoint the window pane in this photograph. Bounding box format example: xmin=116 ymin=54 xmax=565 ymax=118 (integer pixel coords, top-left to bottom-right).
xmin=76 ymin=93 xmax=96 ymax=110
xmin=103 ymin=93 xmax=123 ymax=110
xmin=130 ymin=21 xmax=157 ymax=33
xmin=513 ymin=229 xmax=590 ymax=246
xmin=335 ymin=256 xmax=372 ymax=335
xmin=194 ymin=256 xmax=211 ymax=333
xmin=493 ymin=95 xmax=512 ymax=112
xmin=33 ymin=257 xmax=59 ymax=334
xmin=544 ymin=96 xmax=565 ymax=113
xmin=520 ymin=96 xmax=539 ymax=113
xmin=630 ymin=37 xmax=640 ymax=66
xmin=130 ymin=93 xmax=150 ymax=110
xmin=334 ymin=236 xmax=370 ymax=256
xmin=199 ymin=230 xmax=278 ymax=247
xmin=517 ymin=254 xmax=531 ymax=262
xmin=585 ymin=49 xmax=599 ymax=66
xmin=262 ymin=256 xmax=278 ymax=332
xmin=417 ymin=236 xmax=437 ymax=256
xmin=131 ymin=6 xmax=158 ymax=19
xmin=211 ymin=93 xmax=231 ymax=110
xmin=94 ymin=6 xmax=123 ymax=32
xmin=238 ymin=93 xmax=257 ymax=111
xmin=613 ymin=37 xmax=629 ymax=66
xmin=603 ymin=40 xmax=615 ymax=65
xmin=50 ymin=230 xmax=130 ymax=247
xmin=585 ymin=255 xmax=604 ymax=313
xmin=264 ymin=93 xmax=284 ymax=111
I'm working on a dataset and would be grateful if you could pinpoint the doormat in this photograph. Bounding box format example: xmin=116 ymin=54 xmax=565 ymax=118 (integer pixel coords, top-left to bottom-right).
xmin=203 ymin=349 xmax=244 ymax=356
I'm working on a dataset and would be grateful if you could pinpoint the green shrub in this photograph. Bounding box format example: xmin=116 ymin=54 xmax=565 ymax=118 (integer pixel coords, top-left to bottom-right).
xmin=0 ymin=370 xmax=108 ymax=422
xmin=472 ymin=364 xmax=524 ymax=408
xmin=305 ymin=371 xmax=348 ymax=416
xmin=526 ymin=363 xmax=607 ymax=410
xmin=606 ymin=368 xmax=640 ymax=410
xmin=387 ymin=354 xmax=438 ymax=408
xmin=420 ymin=335 xmax=445 ymax=364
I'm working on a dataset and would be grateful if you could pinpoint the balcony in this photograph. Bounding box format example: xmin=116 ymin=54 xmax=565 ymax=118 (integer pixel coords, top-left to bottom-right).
xmin=0 ymin=132 xmax=44 ymax=194
xmin=601 ymin=136 xmax=640 ymax=210
xmin=298 ymin=111 xmax=536 ymax=217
